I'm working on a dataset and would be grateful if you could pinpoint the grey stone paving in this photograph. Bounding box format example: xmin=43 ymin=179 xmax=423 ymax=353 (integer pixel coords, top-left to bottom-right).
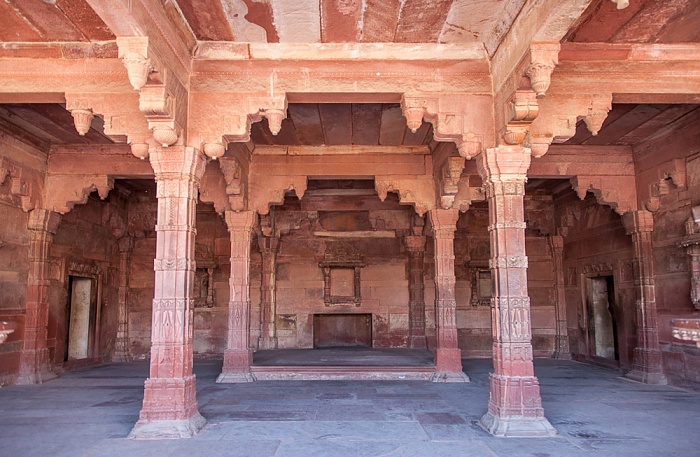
xmin=1 ymin=358 xmax=699 ymax=456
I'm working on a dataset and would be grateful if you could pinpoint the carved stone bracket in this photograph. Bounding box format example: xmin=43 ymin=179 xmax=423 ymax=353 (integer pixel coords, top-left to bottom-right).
xmin=526 ymin=43 xmax=560 ymax=98
xmin=192 ymin=93 xmax=288 ymax=160
xmin=44 ymin=174 xmax=115 ymax=214
xmin=644 ymin=158 xmax=687 ymax=212
xmin=570 ymin=175 xmax=637 ymax=215
xmin=248 ymin=175 xmax=306 ymax=215
xmin=375 ymin=176 xmax=436 ymax=216
xmin=611 ymin=0 xmax=630 ymax=10
xmin=0 ymin=157 xmax=40 ymax=212
xmin=401 ymin=94 xmax=495 ymax=159
xmin=65 ymin=93 xmax=151 ymax=159
xmin=527 ymin=93 xmax=612 ymax=157
xmin=504 ymin=89 xmax=539 ymax=146
xmin=439 ymin=156 xmax=465 ymax=209
xmin=116 ymin=37 xmax=157 ymax=91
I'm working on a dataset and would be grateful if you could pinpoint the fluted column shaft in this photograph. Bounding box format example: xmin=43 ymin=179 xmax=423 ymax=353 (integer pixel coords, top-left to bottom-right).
xmin=428 ymin=209 xmax=467 ymax=382
xmin=130 ymin=146 xmax=207 ymax=439
xmin=218 ymin=210 xmax=257 ymax=382
xmin=477 ymin=146 xmax=555 ymax=437
xmin=113 ymin=236 xmax=134 ymax=362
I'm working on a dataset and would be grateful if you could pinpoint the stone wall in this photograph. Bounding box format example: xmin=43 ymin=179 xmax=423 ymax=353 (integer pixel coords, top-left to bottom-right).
xmin=0 ymin=133 xmax=45 ymax=386
xmin=633 ymin=119 xmax=700 ymax=389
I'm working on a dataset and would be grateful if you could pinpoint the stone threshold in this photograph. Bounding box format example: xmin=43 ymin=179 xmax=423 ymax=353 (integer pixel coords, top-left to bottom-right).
xmin=250 ymin=365 xmax=435 ymax=381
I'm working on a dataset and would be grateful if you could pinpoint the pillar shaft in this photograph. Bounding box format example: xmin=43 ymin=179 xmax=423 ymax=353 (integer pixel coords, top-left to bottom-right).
xmin=113 ymin=236 xmax=134 ymax=362
xmin=130 ymin=146 xmax=207 ymax=439
xmin=405 ymin=235 xmax=427 ymax=349
xmin=622 ymin=210 xmax=667 ymax=385
xmin=217 ymin=210 xmax=257 ymax=383
xmin=258 ymin=236 xmax=280 ymax=350
xmin=477 ymin=146 xmax=555 ymax=437
xmin=17 ymin=209 xmax=61 ymax=385
xmin=428 ymin=209 xmax=468 ymax=382
xmin=549 ymin=235 xmax=571 ymax=359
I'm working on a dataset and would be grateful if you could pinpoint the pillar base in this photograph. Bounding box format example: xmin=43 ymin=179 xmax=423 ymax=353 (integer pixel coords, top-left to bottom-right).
xmin=479 ymin=411 xmax=557 ymax=438
xmin=431 ymin=371 xmax=470 ymax=383
xmin=408 ymin=335 xmax=427 ymax=349
xmin=434 ymin=348 xmax=463 ymax=372
xmin=15 ymin=369 xmax=58 ymax=385
xmin=129 ymin=413 xmax=206 ymax=440
xmin=216 ymin=372 xmax=256 ymax=383
xmin=258 ymin=337 xmax=278 ymax=350
xmin=625 ymin=368 xmax=667 ymax=385
xmin=552 ymin=351 xmax=571 ymax=360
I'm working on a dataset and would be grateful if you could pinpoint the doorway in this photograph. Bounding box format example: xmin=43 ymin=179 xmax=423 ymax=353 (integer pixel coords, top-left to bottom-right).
xmin=313 ymin=314 xmax=372 ymax=348
xmin=65 ymin=276 xmax=98 ymax=361
xmin=585 ymin=276 xmax=619 ymax=361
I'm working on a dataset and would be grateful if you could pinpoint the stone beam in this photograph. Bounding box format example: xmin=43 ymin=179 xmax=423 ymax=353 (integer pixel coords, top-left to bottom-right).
xmin=85 ymin=0 xmax=195 ymax=88
xmin=190 ymin=44 xmax=491 ymax=95
xmin=552 ymin=43 xmax=700 ymax=101
xmin=528 ymin=145 xmax=634 ymax=177
xmin=47 ymin=145 xmax=154 ymax=177
xmin=247 ymin=151 xmax=436 ymax=215
xmin=0 ymin=58 xmax=132 ymax=94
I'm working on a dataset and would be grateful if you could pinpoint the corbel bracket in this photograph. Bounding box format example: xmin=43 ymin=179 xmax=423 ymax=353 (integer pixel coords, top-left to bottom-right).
xmin=401 ymin=94 xmax=494 ymax=160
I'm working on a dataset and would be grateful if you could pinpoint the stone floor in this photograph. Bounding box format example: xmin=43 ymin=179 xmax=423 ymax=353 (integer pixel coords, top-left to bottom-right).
xmin=1 ymin=358 xmax=699 ymax=457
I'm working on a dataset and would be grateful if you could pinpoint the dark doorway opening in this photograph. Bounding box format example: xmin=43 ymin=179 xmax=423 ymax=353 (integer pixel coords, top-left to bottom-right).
xmin=313 ymin=314 xmax=372 ymax=348
xmin=586 ymin=276 xmax=619 ymax=361
xmin=65 ymin=276 xmax=98 ymax=361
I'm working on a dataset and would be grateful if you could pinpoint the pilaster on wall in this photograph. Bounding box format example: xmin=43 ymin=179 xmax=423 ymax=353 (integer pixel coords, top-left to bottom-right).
xmin=476 ymin=146 xmax=556 ymax=437
xmin=218 ymin=210 xmax=257 ymax=383
xmin=679 ymin=207 xmax=700 ymax=310
xmin=428 ymin=209 xmax=469 ymax=383
xmin=548 ymin=235 xmax=571 ymax=359
xmin=622 ymin=210 xmax=668 ymax=385
xmin=129 ymin=146 xmax=207 ymax=439
xmin=16 ymin=209 xmax=61 ymax=385
xmin=113 ymin=236 xmax=134 ymax=362
xmin=258 ymin=228 xmax=280 ymax=351
xmin=405 ymin=233 xmax=428 ymax=350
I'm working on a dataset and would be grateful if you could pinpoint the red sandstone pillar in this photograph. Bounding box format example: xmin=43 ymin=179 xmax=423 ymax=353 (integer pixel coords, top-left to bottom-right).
xmin=129 ymin=146 xmax=207 ymax=439
xmin=477 ymin=146 xmax=556 ymax=437
xmin=622 ymin=210 xmax=667 ymax=385
xmin=405 ymin=235 xmax=428 ymax=349
xmin=549 ymin=235 xmax=571 ymax=360
xmin=258 ymin=235 xmax=280 ymax=350
xmin=17 ymin=209 xmax=61 ymax=385
xmin=217 ymin=210 xmax=257 ymax=382
xmin=428 ymin=209 xmax=469 ymax=382
xmin=113 ymin=236 xmax=134 ymax=362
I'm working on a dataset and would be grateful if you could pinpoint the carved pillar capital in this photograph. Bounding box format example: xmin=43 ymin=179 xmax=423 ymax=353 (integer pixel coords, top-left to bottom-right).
xmin=27 ymin=208 xmax=62 ymax=234
xmin=225 ymin=209 xmax=258 ymax=233
xmin=622 ymin=209 xmax=654 ymax=235
xmin=477 ymin=146 xmax=531 ymax=196
xmin=405 ymin=235 xmax=427 ymax=253
xmin=118 ymin=235 xmax=135 ymax=254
